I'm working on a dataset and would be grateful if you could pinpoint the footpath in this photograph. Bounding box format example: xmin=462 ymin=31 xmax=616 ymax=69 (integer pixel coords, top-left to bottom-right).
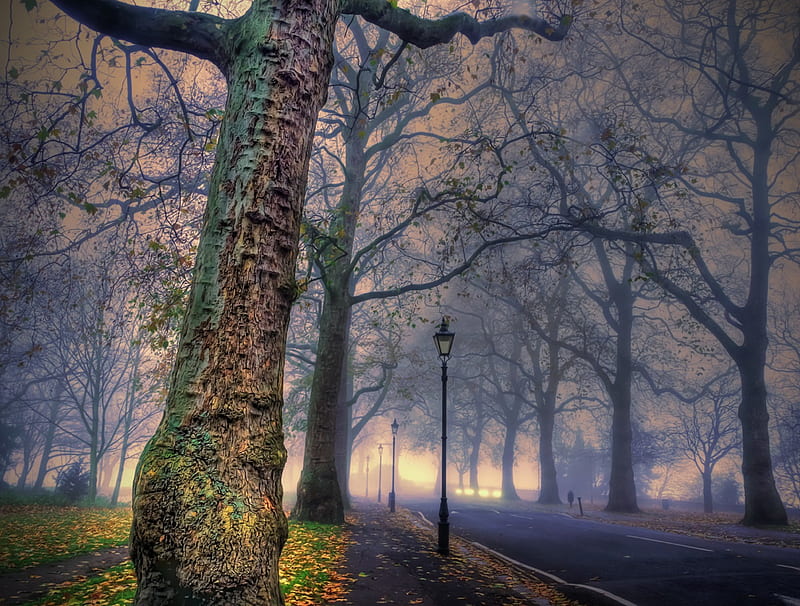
xmin=338 ymin=500 xmax=578 ymax=605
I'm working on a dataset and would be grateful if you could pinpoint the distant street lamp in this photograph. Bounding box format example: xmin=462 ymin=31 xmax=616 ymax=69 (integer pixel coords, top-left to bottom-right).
xmin=377 ymin=444 xmax=383 ymax=503
xmin=365 ymin=455 xmax=370 ymax=498
xmin=389 ymin=418 xmax=399 ymax=512
xmin=433 ymin=317 xmax=455 ymax=555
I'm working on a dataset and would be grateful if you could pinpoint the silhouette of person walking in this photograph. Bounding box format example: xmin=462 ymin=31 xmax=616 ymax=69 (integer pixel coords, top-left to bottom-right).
xmin=567 ymin=490 xmax=574 ymax=508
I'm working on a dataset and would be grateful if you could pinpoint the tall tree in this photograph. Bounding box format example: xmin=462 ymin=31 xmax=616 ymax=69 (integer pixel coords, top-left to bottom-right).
xmin=667 ymin=368 xmax=741 ymax=513
xmin=43 ymin=1 xmax=571 ymax=602
xmin=572 ymin=0 xmax=797 ymax=525
xmin=294 ymin=11 xmax=573 ymax=522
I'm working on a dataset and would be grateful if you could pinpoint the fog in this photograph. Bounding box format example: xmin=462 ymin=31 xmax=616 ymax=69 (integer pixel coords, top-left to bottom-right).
xmin=1 ymin=1 xmax=798 ymax=530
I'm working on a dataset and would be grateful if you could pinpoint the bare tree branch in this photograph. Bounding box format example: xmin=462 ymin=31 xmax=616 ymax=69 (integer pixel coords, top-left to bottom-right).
xmin=49 ymin=0 xmax=230 ymax=70
xmin=342 ymin=0 xmax=571 ymax=48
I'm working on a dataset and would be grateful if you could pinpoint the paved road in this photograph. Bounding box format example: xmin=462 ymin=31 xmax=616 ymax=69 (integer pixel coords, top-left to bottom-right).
xmin=404 ymin=498 xmax=800 ymax=606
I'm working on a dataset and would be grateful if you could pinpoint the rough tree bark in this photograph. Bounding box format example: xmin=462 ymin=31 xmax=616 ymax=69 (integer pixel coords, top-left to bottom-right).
xmin=127 ymin=4 xmax=338 ymax=602
xmin=48 ymin=0 xmax=571 ymax=600
xmin=50 ymin=0 xmax=339 ymax=601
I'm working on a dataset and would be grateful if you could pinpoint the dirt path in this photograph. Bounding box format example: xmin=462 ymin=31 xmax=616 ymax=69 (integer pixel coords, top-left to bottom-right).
xmin=0 ymin=547 xmax=129 ymax=605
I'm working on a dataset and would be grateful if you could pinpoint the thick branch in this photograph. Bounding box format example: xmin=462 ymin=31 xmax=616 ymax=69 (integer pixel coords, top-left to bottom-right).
xmin=342 ymin=0 xmax=571 ymax=48
xmin=49 ymin=0 xmax=229 ymax=70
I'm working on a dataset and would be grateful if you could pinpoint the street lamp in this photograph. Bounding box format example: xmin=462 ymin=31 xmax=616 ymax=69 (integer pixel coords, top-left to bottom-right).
xmin=377 ymin=444 xmax=383 ymax=503
xmin=433 ymin=317 xmax=455 ymax=555
xmin=365 ymin=455 xmax=370 ymax=498
xmin=389 ymin=418 xmax=399 ymax=512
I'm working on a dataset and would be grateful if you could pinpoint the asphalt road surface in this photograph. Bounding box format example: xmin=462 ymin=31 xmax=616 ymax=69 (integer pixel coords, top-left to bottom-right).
xmin=404 ymin=498 xmax=800 ymax=606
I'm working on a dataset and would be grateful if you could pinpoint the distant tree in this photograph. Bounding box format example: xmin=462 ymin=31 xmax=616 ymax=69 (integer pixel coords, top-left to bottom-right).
xmin=294 ymin=16 xmax=570 ymax=522
xmin=774 ymin=402 xmax=800 ymax=508
xmin=666 ymin=369 xmax=741 ymax=513
xmin=565 ymin=0 xmax=797 ymax=526
xmin=559 ymin=428 xmax=602 ymax=504
xmin=450 ymin=368 xmax=491 ymax=493
xmin=461 ymin=311 xmax=536 ymax=501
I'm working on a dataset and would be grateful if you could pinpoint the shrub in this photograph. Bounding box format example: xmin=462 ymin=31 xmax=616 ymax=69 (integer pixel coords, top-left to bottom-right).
xmin=55 ymin=461 xmax=89 ymax=503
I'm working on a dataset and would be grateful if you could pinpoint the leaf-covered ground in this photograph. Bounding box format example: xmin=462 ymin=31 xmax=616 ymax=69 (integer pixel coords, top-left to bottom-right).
xmin=0 ymin=506 xmax=348 ymax=606
xmin=0 ymin=506 xmax=131 ymax=572
xmin=335 ymin=503 xmax=581 ymax=606
xmin=396 ymin=509 xmax=580 ymax=606
xmin=4 ymin=501 xmax=797 ymax=605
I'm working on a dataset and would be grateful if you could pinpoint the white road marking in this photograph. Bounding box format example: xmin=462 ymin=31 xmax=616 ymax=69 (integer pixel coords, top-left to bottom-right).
xmin=775 ymin=594 xmax=800 ymax=605
xmin=778 ymin=564 xmax=800 ymax=573
xmin=470 ymin=541 xmax=640 ymax=606
xmin=626 ymin=534 xmax=713 ymax=552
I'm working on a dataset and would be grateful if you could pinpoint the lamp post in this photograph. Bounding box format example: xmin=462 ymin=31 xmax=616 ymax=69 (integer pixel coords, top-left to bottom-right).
xmin=377 ymin=444 xmax=383 ymax=503
xmin=365 ymin=455 xmax=370 ymax=498
xmin=433 ymin=317 xmax=455 ymax=555
xmin=389 ymin=418 xmax=399 ymax=512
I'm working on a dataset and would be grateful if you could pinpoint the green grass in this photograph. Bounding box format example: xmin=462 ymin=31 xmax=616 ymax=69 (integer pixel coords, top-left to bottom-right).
xmin=21 ymin=562 xmax=137 ymax=606
xmin=0 ymin=506 xmax=132 ymax=572
xmin=3 ymin=506 xmax=349 ymax=605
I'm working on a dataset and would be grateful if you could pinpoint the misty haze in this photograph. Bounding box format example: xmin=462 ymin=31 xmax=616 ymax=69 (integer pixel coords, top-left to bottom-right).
xmin=0 ymin=0 xmax=798 ymax=605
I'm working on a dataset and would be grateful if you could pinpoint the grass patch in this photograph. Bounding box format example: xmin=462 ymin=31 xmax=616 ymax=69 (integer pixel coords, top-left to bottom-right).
xmin=7 ymin=509 xmax=349 ymax=606
xmin=22 ymin=562 xmax=137 ymax=606
xmin=281 ymin=520 xmax=350 ymax=604
xmin=0 ymin=506 xmax=132 ymax=572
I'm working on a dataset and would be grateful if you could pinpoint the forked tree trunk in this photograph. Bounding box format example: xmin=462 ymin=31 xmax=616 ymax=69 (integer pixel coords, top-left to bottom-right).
xmin=129 ymin=4 xmax=339 ymax=603
xmin=34 ymin=391 xmax=62 ymax=490
xmin=734 ymin=151 xmax=787 ymax=526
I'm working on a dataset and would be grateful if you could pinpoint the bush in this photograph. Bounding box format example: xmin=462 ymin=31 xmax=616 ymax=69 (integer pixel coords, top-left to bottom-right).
xmin=56 ymin=461 xmax=90 ymax=503
xmin=715 ymin=475 xmax=740 ymax=507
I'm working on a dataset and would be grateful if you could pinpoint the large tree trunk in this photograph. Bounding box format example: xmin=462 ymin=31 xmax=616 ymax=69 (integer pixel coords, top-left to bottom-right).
xmin=501 ymin=423 xmax=519 ymax=500
xmin=605 ymin=282 xmax=638 ymax=513
xmin=702 ymin=467 xmax=713 ymax=514
xmin=537 ymin=405 xmax=560 ymax=504
xmin=733 ymin=138 xmax=787 ymax=526
xmin=129 ymin=3 xmax=338 ymax=603
xmin=606 ymin=382 xmax=638 ymax=512
xmin=294 ymin=113 xmax=365 ymax=523
xmin=737 ymin=350 xmax=787 ymax=525
xmin=292 ymin=293 xmax=349 ymax=523
xmin=335 ymin=354 xmax=353 ymax=509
